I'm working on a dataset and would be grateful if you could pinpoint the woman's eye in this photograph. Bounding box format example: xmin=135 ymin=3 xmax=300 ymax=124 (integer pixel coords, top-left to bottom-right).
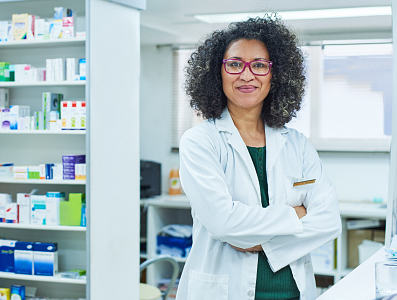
xmin=252 ymin=62 xmax=266 ymax=68
xmin=229 ymin=62 xmax=242 ymax=67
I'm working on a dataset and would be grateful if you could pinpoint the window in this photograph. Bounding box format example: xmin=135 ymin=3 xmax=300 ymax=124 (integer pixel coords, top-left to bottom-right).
xmin=172 ymin=41 xmax=393 ymax=151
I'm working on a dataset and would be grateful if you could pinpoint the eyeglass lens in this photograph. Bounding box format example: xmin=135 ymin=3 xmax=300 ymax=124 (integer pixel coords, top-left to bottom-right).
xmin=224 ymin=60 xmax=271 ymax=75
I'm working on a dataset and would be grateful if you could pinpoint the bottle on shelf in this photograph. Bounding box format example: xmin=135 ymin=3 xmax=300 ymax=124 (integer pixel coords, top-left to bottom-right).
xmin=168 ymin=167 xmax=181 ymax=195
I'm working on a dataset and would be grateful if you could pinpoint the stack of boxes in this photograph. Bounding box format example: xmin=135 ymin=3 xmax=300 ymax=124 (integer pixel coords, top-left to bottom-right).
xmin=0 ymin=192 xmax=85 ymax=226
xmin=1 ymin=240 xmax=58 ymax=276
xmin=61 ymin=101 xmax=86 ymax=130
xmin=62 ymin=155 xmax=86 ymax=180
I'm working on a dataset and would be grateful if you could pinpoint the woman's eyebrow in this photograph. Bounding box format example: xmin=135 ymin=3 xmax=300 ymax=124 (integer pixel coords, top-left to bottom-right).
xmin=227 ymin=56 xmax=268 ymax=60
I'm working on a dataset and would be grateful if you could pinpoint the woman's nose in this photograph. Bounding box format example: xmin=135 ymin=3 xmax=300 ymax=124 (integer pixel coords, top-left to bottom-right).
xmin=239 ymin=65 xmax=255 ymax=81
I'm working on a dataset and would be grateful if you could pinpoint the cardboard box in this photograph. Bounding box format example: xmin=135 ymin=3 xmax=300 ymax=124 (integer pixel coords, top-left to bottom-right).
xmin=46 ymin=192 xmax=65 ymax=226
xmin=5 ymin=203 xmax=19 ymax=223
xmin=0 ymin=193 xmax=12 ymax=222
xmin=0 ymin=239 xmax=17 ymax=272
xmin=17 ymin=193 xmax=30 ymax=224
xmin=348 ymin=228 xmax=386 ymax=268
xmin=12 ymin=13 xmax=28 ymax=40
xmin=14 ymin=241 xmax=34 ymax=275
xmin=60 ymin=193 xmax=84 ymax=226
xmin=33 ymin=242 xmax=58 ymax=276
xmin=30 ymin=195 xmax=46 ymax=225
xmin=42 ymin=92 xmax=62 ymax=130
xmin=0 ymin=62 xmax=10 ymax=82
xmin=0 ymin=88 xmax=9 ymax=108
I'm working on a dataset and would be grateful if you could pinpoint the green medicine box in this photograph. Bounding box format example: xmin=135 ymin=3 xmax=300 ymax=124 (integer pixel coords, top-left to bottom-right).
xmin=60 ymin=193 xmax=85 ymax=226
xmin=0 ymin=62 xmax=10 ymax=82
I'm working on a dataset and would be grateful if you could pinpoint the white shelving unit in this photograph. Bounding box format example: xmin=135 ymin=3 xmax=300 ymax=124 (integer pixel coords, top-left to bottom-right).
xmin=0 ymin=0 xmax=142 ymax=299
xmin=0 ymin=1 xmax=87 ymax=298
xmin=140 ymin=196 xmax=388 ymax=287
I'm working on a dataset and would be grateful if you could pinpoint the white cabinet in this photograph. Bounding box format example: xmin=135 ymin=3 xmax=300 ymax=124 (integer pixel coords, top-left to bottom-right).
xmin=0 ymin=0 xmax=142 ymax=299
xmin=141 ymin=196 xmax=388 ymax=291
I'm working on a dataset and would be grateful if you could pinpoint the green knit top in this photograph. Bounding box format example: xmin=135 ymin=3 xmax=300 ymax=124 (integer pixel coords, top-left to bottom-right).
xmin=247 ymin=146 xmax=300 ymax=300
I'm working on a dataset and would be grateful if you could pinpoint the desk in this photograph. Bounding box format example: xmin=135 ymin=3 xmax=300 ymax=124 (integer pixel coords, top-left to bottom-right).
xmin=318 ymin=248 xmax=388 ymax=300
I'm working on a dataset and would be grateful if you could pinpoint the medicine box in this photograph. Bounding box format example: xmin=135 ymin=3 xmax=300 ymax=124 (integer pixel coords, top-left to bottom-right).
xmin=0 ymin=88 xmax=9 ymax=108
xmin=0 ymin=288 xmax=10 ymax=300
xmin=30 ymin=195 xmax=46 ymax=225
xmin=60 ymin=193 xmax=85 ymax=226
xmin=157 ymin=235 xmax=193 ymax=258
xmin=0 ymin=239 xmax=17 ymax=272
xmin=5 ymin=203 xmax=19 ymax=223
xmin=0 ymin=163 xmax=13 ymax=179
xmin=46 ymin=192 xmax=65 ymax=226
xmin=14 ymin=241 xmax=34 ymax=275
xmin=27 ymin=15 xmax=36 ymax=40
xmin=0 ymin=21 xmax=8 ymax=41
xmin=0 ymin=193 xmax=12 ymax=222
xmin=10 ymin=105 xmax=30 ymax=130
xmin=0 ymin=62 xmax=10 ymax=82
xmin=0 ymin=108 xmax=11 ymax=129
xmin=35 ymin=18 xmax=45 ymax=40
xmin=42 ymin=92 xmax=62 ymax=130
xmin=17 ymin=193 xmax=30 ymax=224
xmin=33 ymin=242 xmax=58 ymax=276
xmin=12 ymin=13 xmax=28 ymax=40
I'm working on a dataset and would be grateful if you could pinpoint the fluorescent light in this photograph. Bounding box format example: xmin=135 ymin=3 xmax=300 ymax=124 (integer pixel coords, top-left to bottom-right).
xmin=194 ymin=6 xmax=392 ymax=24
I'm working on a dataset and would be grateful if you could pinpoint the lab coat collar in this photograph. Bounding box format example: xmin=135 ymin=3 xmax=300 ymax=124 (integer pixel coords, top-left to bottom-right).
xmin=214 ymin=108 xmax=289 ymax=199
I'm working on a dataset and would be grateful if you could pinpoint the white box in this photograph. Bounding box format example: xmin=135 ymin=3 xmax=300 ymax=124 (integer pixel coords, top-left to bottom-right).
xmin=35 ymin=18 xmax=44 ymax=40
xmin=49 ymin=19 xmax=62 ymax=39
xmin=46 ymin=192 xmax=65 ymax=226
xmin=17 ymin=193 xmax=30 ymax=224
xmin=43 ymin=21 xmax=50 ymax=40
xmin=52 ymin=164 xmax=63 ymax=180
xmin=5 ymin=203 xmax=19 ymax=223
xmin=27 ymin=15 xmax=36 ymax=40
xmin=310 ymin=240 xmax=335 ymax=271
xmin=46 ymin=59 xmax=54 ymax=82
xmin=14 ymin=64 xmax=31 ymax=82
xmin=10 ymin=105 xmax=30 ymax=130
xmin=66 ymin=58 xmax=77 ymax=81
xmin=30 ymin=195 xmax=46 ymax=225
xmin=358 ymin=239 xmax=384 ymax=264
xmin=54 ymin=58 xmax=65 ymax=81
xmin=0 ymin=21 xmax=8 ymax=41
xmin=0 ymin=88 xmax=9 ymax=109
xmin=0 ymin=193 xmax=12 ymax=222
xmin=0 ymin=163 xmax=13 ymax=178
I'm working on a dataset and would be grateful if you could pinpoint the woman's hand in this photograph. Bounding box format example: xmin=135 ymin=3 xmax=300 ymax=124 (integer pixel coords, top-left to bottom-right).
xmin=229 ymin=244 xmax=263 ymax=253
xmin=294 ymin=205 xmax=307 ymax=219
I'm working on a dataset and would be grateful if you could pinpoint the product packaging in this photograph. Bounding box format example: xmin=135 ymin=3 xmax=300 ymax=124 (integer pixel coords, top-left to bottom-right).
xmin=0 ymin=288 xmax=10 ymax=300
xmin=46 ymin=192 xmax=65 ymax=226
xmin=10 ymin=285 xmax=25 ymax=300
xmin=0 ymin=88 xmax=9 ymax=108
xmin=42 ymin=92 xmax=62 ymax=130
xmin=35 ymin=18 xmax=45 ymax=40
xmin=14 ymin=242 xmax=34 ymax=275
xmin=60 ymin=193 xmax=85 ymax=226
xmin=66 ymin=58 xmax=77 ymax=81
xmin=0 ymin=62 xmax=10 ymax=81
xmin=1 ymin=108 xmax=11 ymax=129
xmin=10 ymin=105 xmax=30 ymax=130
xmin=12 ymin=13 xmax=28 ymax=40
xmin=5 ymin=203 xmax=19 ymax=223
xmin=27 ymin=15 xmax=36 ymax=40
xmin=0 ymin=239 xmax=17 ymax=272
xmin=30 ymin=195 xmax=46 ymax=225
xmin=62 ymin=155 xmax=85 ymax=179
xmin=169 ymin=167 xmax=181 ymax=195
xmin=0 ymin=21 xmax=8 ymax=41
xmin=0 ymin=163 xmax=13 ymax=179
xmin=17 ymin=193 xmax=30 ymax=224
xmin=0 ymin=193 xmax=12 ymax=222
xmin=33 ymin=242 xmax=58 ymax=276
xmin=79 ymin=58 xmax=86 ymax=80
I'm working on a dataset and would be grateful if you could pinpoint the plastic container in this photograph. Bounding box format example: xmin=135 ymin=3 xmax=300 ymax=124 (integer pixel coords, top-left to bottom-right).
xmin=168 ymin=167 xmax=181 ymax=195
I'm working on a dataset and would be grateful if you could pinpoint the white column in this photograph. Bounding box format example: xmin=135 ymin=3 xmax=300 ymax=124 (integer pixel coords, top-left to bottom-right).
xmin=87 ymin=0 xmax=140 ymax=299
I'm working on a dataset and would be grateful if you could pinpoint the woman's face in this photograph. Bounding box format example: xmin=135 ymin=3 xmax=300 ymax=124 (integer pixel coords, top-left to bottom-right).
xmin=221 ymin=39 xmax=272 ymax=112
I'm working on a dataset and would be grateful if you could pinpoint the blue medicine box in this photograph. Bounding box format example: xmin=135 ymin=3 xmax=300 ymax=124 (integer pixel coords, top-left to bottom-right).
xmin=157 ymin=235 xmax=192 ymax=257
xmin=0 ymin=239 xmax=17 ymax=272
xmin=14 ymin=241 xmax=34 ymax=275
xmin=33 ymin=242 xmax=58 ymax=276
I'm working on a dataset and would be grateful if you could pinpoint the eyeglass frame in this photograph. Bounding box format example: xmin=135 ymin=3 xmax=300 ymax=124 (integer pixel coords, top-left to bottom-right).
xmin=222 ymin=58 xmax=273 ymax=76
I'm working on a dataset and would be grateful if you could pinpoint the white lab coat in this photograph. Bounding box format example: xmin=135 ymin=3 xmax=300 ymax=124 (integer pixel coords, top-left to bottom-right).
xmin=176 ymin=108 xmax=341 ymax=300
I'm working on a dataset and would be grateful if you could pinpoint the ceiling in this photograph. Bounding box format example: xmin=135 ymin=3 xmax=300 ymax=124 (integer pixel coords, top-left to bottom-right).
xmin=140 ymin=0 xmax=393 ymax=45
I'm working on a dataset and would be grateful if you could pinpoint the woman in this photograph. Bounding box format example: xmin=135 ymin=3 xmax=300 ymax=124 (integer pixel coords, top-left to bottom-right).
xmin=176 ymin=15 xmax=341 ymax=300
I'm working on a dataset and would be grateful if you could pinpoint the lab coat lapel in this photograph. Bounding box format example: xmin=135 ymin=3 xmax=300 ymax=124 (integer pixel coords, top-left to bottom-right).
xmin=215 ymin=109 xmax=261 ymax=202
xmin=265 ymin=124 xmax=288 ymax=173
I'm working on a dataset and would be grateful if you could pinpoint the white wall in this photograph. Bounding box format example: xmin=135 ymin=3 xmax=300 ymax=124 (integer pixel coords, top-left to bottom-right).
xmin=140 ymin=45 xmax=390 ymax=202
xmin=140 ymin=45 xmax=179 ymax=193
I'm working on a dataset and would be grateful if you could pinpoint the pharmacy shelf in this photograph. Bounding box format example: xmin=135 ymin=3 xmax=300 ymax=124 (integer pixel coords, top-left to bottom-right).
xmin=140 ymin=194 xmax=190 ymax=209
xmin=0 ymin=223 xmax=86 ymax=232
xmin=0 ymin=81 xmax=86 ymax=87
xmin=0 ymin=272 xmax=86 ymax=285
xmin=0 ymin=36 xmax=86 ymax=48
xmin=338 ymin=201 xmax=387 ymax=220
xmin=0 ymin=179 xmax=85 ymax=185
xmin=0 ymin=130 xmax=85 ymax=135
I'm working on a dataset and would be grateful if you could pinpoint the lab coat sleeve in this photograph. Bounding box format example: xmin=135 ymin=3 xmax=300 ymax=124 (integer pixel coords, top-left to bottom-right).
xmin=262 ymin=134 xmax=342 ymax=272
xmin=179 ymin=126 xmax=303 ymax=249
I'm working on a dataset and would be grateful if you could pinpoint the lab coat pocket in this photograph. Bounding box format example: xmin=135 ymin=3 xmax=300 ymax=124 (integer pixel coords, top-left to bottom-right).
xmin=187 ymin=270 xmax=228 ymax=300
xmin=284 ymin=176 xmax=309 ymax=207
